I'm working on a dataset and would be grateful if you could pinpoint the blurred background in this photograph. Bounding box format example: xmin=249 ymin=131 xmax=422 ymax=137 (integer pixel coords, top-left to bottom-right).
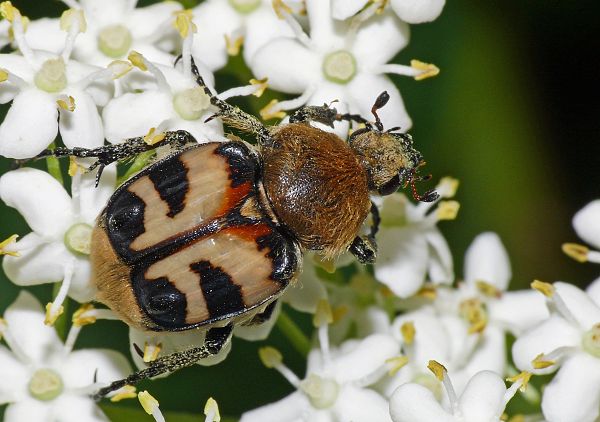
xmin=1 ymin=0 xmax=599 ymax=420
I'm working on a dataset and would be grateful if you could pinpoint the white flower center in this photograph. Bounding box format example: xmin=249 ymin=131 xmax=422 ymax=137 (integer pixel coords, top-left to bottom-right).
xmin=299 ymin=374 xmax=339 ymax=409
xmin=228 ymin=0 xmax=261 ymax=14
xmin=173 ymin=87 xmax=211 ymax=120
xmin=64 ymin=223 xmax=93 ymax=255
xmin=29 ymin=368 xmax=63 ymax=401
xmin=582 ymin=323 xmax=600 ymax=358
xmin=98 ymin=24 xmax=133 ymax=58
xmin=34 ymin=58 xmax=67 ymax=93
xmin=322 ymin=50 xmax=356 ymax=84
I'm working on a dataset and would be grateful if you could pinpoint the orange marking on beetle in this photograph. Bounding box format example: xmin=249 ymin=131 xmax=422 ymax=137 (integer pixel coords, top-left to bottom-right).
xmin=217 ymin=181 xmax=252 ymax=216
xmin=222 ymin=224 xmax=271 ymax=243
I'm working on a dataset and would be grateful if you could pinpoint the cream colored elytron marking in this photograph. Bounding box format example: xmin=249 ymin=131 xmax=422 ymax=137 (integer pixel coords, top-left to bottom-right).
xmin=144 ymin=231 xmax=280 ymax=324
xmin=128 ymin=145 xmax=229 ymax=251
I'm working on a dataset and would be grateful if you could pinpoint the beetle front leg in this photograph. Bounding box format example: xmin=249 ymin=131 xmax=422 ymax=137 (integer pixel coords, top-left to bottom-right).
xmin=349 ymin=202 xmax=380 ymax=264
xmin=92 ymin=324 xmax=233 ymax=401
xmin=289 ymin=104 xmax=371 ymax=129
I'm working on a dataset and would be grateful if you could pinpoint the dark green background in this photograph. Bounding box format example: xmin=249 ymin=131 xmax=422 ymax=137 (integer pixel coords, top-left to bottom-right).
xmin=1 ymin=0 xmax=599 ymax=420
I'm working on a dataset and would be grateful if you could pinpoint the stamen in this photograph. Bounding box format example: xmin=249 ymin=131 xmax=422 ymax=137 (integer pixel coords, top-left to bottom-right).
xmin=428 ymin=360 xmax=459 ymax=414
xmin=0 ymin=234 xmax=19 ymax=257
xmin=173 ymin=10 xmax=197 ymax=80
xmin=459 ymin=298 xmax=488 ymax=334
xmin=436 ymin=200 xmax=460 ymax=221
xmin=56 ymin=95 xmax=76 ymax=112
xmin=531 ymin=280 xmax=580 ymax=327
xmin=562 ymin=243 xmax=589 ymax=263
xmin=532 ymin=347 xmax=577 ymax=369
xmin=60 ymin=9 xmax=86 ymax=61
xmin=128 ymin=51 xmax=169 ymax=92
xmin=582 ymin=323 xmax=600 ymax=358
xmin=373 ymin=59 xmax=441 ymax=81
xmin=410 ymin=60 xmax=440 ymax=81
xmin=64 ymin=303 xmax=115 ymax=354
xmin=259 ymin=87 xmax=315 ymax=120
xmin=504 ymin=372 xmax=532 ymax=407
xmin=531 ymin=280 xmax=555 ymax=298
xmin=476 ymin=280 xmax=502 ymax=298
xmin=416 ymin=284 xmax=438 ymax=300
xmin=436 ymin=177 xmax=460 ymax=198
xmin=258 ymin=346 xmax=301 ymax=387
xmin=272 ymin=0 xmax=312 ymax=48
xmin=224 ymin=34 xmax=244 ymax=56
xmin=45 ymin=260 xmax=74 ymax=326
xmin=386 ymin=355 xmax=409 ymax=376
xmin=0 ymin=68 xmax=8 ymax=82
xmin=138 ymin=391 xmax=165 ymax=422
xmin=144 ymin=127 xmax=167 ymax=146
xmin=0 ymin=2 xmax=36 ymax=66
xmin=0 ymin=318 xmax=30 ymax=363
xmin=143 ymin=342 xmax=162 ymax=363
xmin=110 ymin=385 xmax=137 ymax=402
xmin=204 ymin=397 xmax=221 ymax=422
xmin=400 ymin=321 xmax=415 ymax=345
xmin=313 ymin=299 xmax=333 ymax=368
xmin=219 ymin=78 xmax=268 ymax=100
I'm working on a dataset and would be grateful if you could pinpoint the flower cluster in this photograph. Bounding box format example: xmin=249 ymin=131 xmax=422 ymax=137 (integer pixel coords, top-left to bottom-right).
xmin=0 ymin=0 xmax=597 ymax=421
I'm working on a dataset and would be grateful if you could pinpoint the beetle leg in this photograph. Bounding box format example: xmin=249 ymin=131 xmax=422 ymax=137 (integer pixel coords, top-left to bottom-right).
xmin=91 ymin=324 xmax=233 ymax=401
xmin=242 ymin=300 xmax=279 ymax=326
xmin=186 ymin=56 xmax=274 ymax=147
xmin=349 ymin=202 xmax=380 ymax=264
xmin=289 ymin=104 xmax=372 ymax=129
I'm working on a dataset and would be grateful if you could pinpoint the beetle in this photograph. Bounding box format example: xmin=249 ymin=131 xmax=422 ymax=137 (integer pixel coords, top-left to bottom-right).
xmin=35 ymin=57 xmax=437 ymax=399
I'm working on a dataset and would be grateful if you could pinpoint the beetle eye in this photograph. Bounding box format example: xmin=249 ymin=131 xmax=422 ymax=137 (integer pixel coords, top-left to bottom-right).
xmin=378 ymin=174 xmax=401 ymax=196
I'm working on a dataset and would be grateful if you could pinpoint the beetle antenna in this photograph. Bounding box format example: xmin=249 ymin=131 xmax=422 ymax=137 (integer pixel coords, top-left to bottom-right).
xmin=410 ymin=170 xmax=439 ymax=202
xmin=371 ymin=91 xmax=390 ymax=131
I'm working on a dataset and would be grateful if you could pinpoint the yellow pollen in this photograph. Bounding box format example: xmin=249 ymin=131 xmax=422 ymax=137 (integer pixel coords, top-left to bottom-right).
xmin=260 ymin=99 xmax=286 ymax=120
xmin=532 ymin=353 xmax=555 ymax=369
xmin=258 ymin=346 xmax=283 ymax=368
xmin=143 ymin=342 xmax=162 ymax=363
xmin=531 ymin=280 xmax=555 ymax=298
xmin=250 ymin=78 xmax=268 ymax=97
xmin=225 ymin=34 xmax=244 ymax=56
xmin=56 ymin=95 xmax=76 ymax=112
xmin=507 ymin=416 xmax=526 ymax=422
xmin=476 ymin=280 xmax=502 ymax=298
xmin=0 ymin=234 xmax=19 ymax=257
xmin=411 ymin=59 xmax=440 ymax=81
xmin=272 ymin=0 xmax=292 ymax=19
xmin=427 ymin=360 xmax=447 ymax=382
xmin=144 ymin=127 xmax=166 ymax=146
xmin=506 ymin=371 xmax=532 ymax=392
xmin=331 ymin=305 xmax=349 ymax=324
xmin=72 ymin=303 xmax=97 ymax=327
xmin=313 ymin=299 xmax=334 ymax=328
xmin=138 ymin=390 xmax=159 ymax=415
xmin=459 ymin=298 xmax=488 ymax=334
xmin=401 ymin=321 xmax=416 ymax=345
xmin=562 ymin=243 xmax=589 ymax=263
xmin=0 ymin=1 xmax=18 ymax=22
xmin=128 ymin=51 xmax=147 ymax=71
xmin=386 ymin=355 xmax=409 ymax=375
xmin=436 ymin=200 xmax=460 ymax=220
xmin=108 ymin=60 xmax=133 ymax=79
xmin=204 ymin=397 xmax=221 ymax=422
xmin=60 ymin=9 xmax=86 ymax=33
xmin=172 ymin=9 xmax=197 ymax=38
xmin=416 ymin=284 xmax=437 ymax=300
xmin=374 ymin=0 xmax=388 ymax=14
xmin=110 ymin=385 xmax=137 ymax=402
xmin=44 ymin=302 xmax=64 ymax=326
xmin=0 ymin=68 xmax=8 ymax=83
xmin=68 ymin=156 xmax=83 ymax=176
xmin=438 ymin=176 xmax=459 ymax=198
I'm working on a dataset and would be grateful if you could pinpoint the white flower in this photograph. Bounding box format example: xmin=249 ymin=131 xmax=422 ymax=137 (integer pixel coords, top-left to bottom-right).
xmin=562 ymin=199 xmax=600 ymax=264
xmin=240 ymin=302 xmax=399 ymax=422
xmin=24 ymin=0 xmax=182 ymax=67
xmin=191 ymin=0 xmax=303 ymax=71
xmin=332 ymin=0 xmax=446 ymax=24
xmin=373 ymin=177 xmax=458 ymax=298
xmin=0 ymin=291 xmax=131 ymax=422
xmin=511 ymin=278 xmax=600 ymax=422
xmin=0 ymin=166 xmax=116 ymax=323
xmin=249 ymin=0 xmax=439 ymax=136
xmin=389 ymin=363 xmax=530 ymax=422
xmin=0 ymin=5 xmax=117 ymax=159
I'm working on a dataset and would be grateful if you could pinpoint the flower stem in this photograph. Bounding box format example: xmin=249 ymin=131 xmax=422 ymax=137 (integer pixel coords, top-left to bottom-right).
xmin=46 ymin=143 xmax=64 ymax=185
xmin=52 ymin=281 xmax=69 ymax=341
xmin=276 ymin=310 xmax=310 ymax=357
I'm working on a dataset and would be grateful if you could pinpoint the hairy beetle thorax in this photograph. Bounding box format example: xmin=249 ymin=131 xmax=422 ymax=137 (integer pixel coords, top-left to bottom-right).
xmin=262 ymin=123 xmax=371 ymax=258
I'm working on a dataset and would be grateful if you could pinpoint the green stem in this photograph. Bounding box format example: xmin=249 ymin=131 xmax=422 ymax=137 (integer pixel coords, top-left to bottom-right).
xmin=276 ymin=310 xmax=311 ymax=357
xmin=46 ymin=143 xmax=64 ymax=185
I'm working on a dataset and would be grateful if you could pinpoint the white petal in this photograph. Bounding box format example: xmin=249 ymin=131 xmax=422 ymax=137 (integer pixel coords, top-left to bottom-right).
xmin=306 ymin=0 xmax=339 ymax=50
xmin=352 ymin=12 xmax=410 ymax=65
xmin=355 ymin=306 xmax=392 ymax=337
xmin=80 ymin=0 xmax=132 ymax=26
xmin=331 ymin=334 xmax=399 ymax=383
xmin=284 ymin=260 xmax=327 ymax=313
xmin=161 ymin=115 xmax=226 ymax=145
xmin=3 ymin=291 xmax=64 ymax=365
xmin=23 ymin=18 xmax=65 ymax=55
xmin=66 ymin=60 xmax=113 ymax=106
xmin=555 ymin=282 xmax=600 ymax=330
xmin=128 ymin=1 xmax=182 ymax=39
xmin=389 ymin=383 xmax=455 ymax=422
xmin=76 ymin=163 xmax=116 ymax=224
xmin=488 ymin=290 xmax=549 ymax=336
xmin=0 ymin=167 xmax=74 ymax=237
xmin=541 ymin=352 xmax=600 ymax=422
xmin=60 ymin=90 xmax=104 ymax=149
xmin=512 ymin=315 xmax=580 ymax=374
xmin=458 ymin=370 xmax=506 ymax=421
xmin=102 ymin=90 xmax=174 ymax=142
xmin=331 ymin=0 xmax=367 ymax=20
xmin=375 ymin=227 xmax=428 ymax=297
xmin=250 ymin=38 xmax=321 ymax=93
xmin=586 ymin=275 xmax=600 ymax=307
xmin=333 ymin=385 xmax=392 ymax=422
xmin=234 ymin=301 xmax=281 ymax=341
xmin=390 ymin=0 xmax=446 ymax=24
xmin=464 ymin=232 xmax=511 ymax=291
xmin=346 ymin=73 xmax=412 ymax=131
xmin=52 ymin=394 xmax=109 ymax=422
xmin=4 ymin=400 xmax=52 ymax=422
xmin=2 ymin=235 xmax=71 ymax=286
xmin=0 ymin=54 xmax=32 ymax=104
xmin=573 ymin=200 xmax=600 ymax=249
xmin=240 ymin=391 xmax=310 ymax=422
xmin=61 ymin=349 xmax=130 ymax=389
xmin=0 ymin=346 xmax=28 ymax=403
xmin=68 ymin=257 xmax=95 ymax=302
xmin=425 ymin=229 xmax=454 ymax=284
xmin=0 ymin=89 xmax=58 ymax=159
xmin=191 ymin=0 xmax=243 ymax=71
xmin=243 ymin=7 xmax=297 ymax=64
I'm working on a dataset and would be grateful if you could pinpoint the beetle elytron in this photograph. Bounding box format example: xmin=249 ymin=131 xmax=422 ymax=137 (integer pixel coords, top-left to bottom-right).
xmin=36 ymin=57 xmax=437 ymax=399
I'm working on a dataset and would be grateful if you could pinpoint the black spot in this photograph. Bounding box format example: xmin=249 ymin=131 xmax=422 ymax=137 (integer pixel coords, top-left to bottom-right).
xmin=148 ymin=157 xmax=188 ymax=218
xmin=256 ymin=227 xmax=300 ymax=286
xmin=215 ymin=142 xmax=259 ymax=188
xmin=104 ymin=189 xmax=146 ymax=262
xmin=133 ymin=274 xmax=187 ymax=329
xmin=191 ymin=260 xmax=245 ymax=319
